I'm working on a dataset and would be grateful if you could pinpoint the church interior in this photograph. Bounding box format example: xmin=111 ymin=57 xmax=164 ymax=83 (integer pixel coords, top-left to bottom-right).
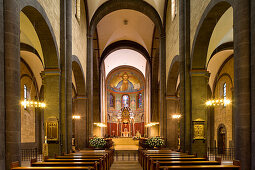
xmin=0 ymin=0 xmax=255 ymax=169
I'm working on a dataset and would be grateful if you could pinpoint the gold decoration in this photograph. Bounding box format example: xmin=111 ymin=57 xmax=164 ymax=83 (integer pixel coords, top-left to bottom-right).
xmin=192 ymin=118 xmax=205 ymax=141
xmin=46 ymin=117 xmax=58 ymax=142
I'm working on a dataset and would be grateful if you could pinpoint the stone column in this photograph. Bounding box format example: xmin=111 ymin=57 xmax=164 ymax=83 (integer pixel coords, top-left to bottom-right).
xmin=179 ymin=0 xmax=191 ymax=153
xmin=86 ymin=34 xmax=93 ymax=138
xmin=190 ymin=70 xmax=209 ymax=157
xmin=41 ymin=69 xmax=61 ymax=157
xmin=74 ymin=96 xmax=87 ymax=149
xmin=166 ymin=96 xmax=179 ymax=150
xmin=60 ymin=0 xmax=72 ymax=154
xmin=159 ymin=33 xmax=167 ymax=139
xmin=233 ymin=0 xmax=251 ymax=169
xmin=0 ymin=0 xmax=5 ymax=168
xmin=4 ymin=0 xmax=21 ymax=169
xmin=66 ymin=0 xmax=72 ymax=154
xmin=251 ymin=0 xmax=255 ymax=169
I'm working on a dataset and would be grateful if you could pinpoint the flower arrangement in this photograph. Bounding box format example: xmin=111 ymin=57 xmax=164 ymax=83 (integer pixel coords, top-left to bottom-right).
xmin=146 ymin=137 xmax=165 ymax=148
xmin=89 ymin=137 xmax=106 ymax=148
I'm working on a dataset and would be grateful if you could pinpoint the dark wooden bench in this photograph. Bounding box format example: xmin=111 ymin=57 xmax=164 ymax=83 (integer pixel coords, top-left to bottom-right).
xmin=143 ymin=154 xmax=197 ymax=169
xmin=45 ymin=159 xmax=106 ymax=170
xmin=155 ymin=160 xmax=241 ymax=170
xmin=31 ymin=162 xmax=99 ymax=170
xmin=146 ymin=157 xmax=207 ymax=170
xmin=12 ymin=167 xmax=95 ymax=170
xmin=151 ymin=161 xmax=220 ymax=170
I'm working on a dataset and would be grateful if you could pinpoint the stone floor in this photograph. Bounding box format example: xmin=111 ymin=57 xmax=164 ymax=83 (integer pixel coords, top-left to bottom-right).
xmin=110 ymin=161 xmax=142 ymax=170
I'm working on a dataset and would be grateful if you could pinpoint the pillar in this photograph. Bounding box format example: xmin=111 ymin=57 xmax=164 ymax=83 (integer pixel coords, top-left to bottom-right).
xmin=4 ymin=0 xmax=21 ymax=169
xmin=41 ymin=69 xmax=61 ymax=157
xmin=190 ymin=70 xmax=209 ymax=157
xmin=179 ymin=0 xmax=191 ymax=153
xmin=233 ymin=0 xmax=251 ymax=169
xmin=0 ymin=0 xmax=5 ymax=168
xmin=166 ymin=96 xmax=179 ymax=150
xmin=87 ymin=34 xmax=93 ymax=139
xmin=74 ymin=96 xmax=88 ymax=149
xmin=159 ymin=33 xmax=167 ymax=139
xmin=251 ymin=0 xmax=255 ymax=169
xmin=60 ymin=0 xmax=72 ymax=154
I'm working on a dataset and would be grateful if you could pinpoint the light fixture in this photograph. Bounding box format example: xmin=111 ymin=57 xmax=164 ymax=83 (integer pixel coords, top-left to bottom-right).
xmin=94 ymin=122 xmax=107 ymax=128
xmin=21 ymin=100 xmax=46 ymax=108
xmin=172 ymin=114 xmax=181 ymax=119
xmin=205 ymin=98 xmax=231 ymax=107
xmin=72 ymin=115 xmax=81 ymax=119
xmin=145 ymin=122 xmax=159 ymax=127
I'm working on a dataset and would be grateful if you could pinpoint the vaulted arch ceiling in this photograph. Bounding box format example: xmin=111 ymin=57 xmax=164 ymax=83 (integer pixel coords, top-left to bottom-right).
xmin=104 ymin=49 xmax=147 ymax=77
xmin=97 ymin=9 xmax=154 ymax=55
xmin=87 ymin=0 xmax=165 ymax=22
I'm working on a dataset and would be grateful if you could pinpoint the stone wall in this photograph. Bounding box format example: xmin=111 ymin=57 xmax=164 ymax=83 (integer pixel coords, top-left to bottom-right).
xmin=166 ymin=1 xmax=179 ymax=82
xmin=20 ymin=61 xmax=37 ymax=143
xmin=72 ymin=0 xmax=87 ymax=82
xmin=190 ymin=0 xmax=210 ymax=51
xmin=214 ymin=57 xmax=234 ymax=148
xmin=37 ymin=0 xmax=60 ymax=53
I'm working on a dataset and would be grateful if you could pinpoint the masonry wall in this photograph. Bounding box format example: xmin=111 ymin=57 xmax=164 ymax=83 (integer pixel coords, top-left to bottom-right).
xmin=190 ymin=0 xmax=210 ymax=51
xmin=214 ymin=57 xmax=234 ymax=148
xmin=72 ymin=0 xmax=87 ymax=81
xmin=166 ymin=1 xmax=179 ymax=82
xmin=37 ymin=0 xmax=60 ymax=53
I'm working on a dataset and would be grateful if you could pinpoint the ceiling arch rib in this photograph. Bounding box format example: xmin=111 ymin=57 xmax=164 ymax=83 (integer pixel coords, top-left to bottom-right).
xmin=97 ymin=9 xmax=154 ymax=55
xmin=87 ymin=0 xmax=165 ymax=22
xmin=104 ymin=49 xmax=147 ymax=77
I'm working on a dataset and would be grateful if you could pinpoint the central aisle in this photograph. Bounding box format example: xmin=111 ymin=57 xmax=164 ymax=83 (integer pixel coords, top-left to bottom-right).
xmin=110 ymin=161 xmax=142 ymax=170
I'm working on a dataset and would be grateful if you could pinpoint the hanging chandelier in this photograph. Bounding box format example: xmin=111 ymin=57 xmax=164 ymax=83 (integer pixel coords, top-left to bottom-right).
xmin=205 ymin=98 xmax=231 ymax=107
xmin=21 ymin=100 xmax=46 ymax=108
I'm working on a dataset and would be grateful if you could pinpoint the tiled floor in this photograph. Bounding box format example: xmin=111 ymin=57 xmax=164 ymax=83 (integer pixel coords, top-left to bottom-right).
xmin=110 ymin=161 xmax=143 ymax=170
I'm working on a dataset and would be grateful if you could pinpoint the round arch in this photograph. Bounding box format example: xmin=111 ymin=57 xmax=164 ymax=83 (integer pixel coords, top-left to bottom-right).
xmin=167 ymin=55 xmax=180 ymax=96
xmin=72 ymin=55 xmax=86 ymax=96
xmin=100 ymin=40 xmax=151 ymax=67
xmin=19 ymin=0 xmax=59 ymax=69
xmin=191 ymin=0 xmax=233 ymax=69
xmin=89 ymin=0 xmax=163 ymax=35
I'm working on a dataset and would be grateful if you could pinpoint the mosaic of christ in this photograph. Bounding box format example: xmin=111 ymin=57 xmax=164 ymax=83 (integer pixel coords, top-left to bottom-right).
xmin=108 ymin=70 xmax=144 ymax=93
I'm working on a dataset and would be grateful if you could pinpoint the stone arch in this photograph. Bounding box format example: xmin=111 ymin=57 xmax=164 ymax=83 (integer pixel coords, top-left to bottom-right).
xmin=191 ymin=0 xmax=233 ymax=69
xmin=72 ymin=55 xmax=86 ymax=96
xmin=100 ymin=40 xmax=151 ymax=67
xmin=89 ymin=0 xmax=163 ymax=35
xmin=19 ymin=1 xmax=59 ymax=69
xmin=167 ymin=55 xmax=180 ymax=96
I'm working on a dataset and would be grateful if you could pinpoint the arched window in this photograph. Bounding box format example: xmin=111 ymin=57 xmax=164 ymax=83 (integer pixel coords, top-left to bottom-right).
xmin=223 ymin=82 xmax=227 ymax=107
xmin=137 ymin=93 xmax=143 ymax=109
xmin=24 ymin=84 xmax=27 ymax=109
xmin=109 ymin=93 xmax=115 ymax=108
xmin=171 ymin=0 xmax=177 ymax=21
xmin=75 ymin=0 xmax=81 ymax=22
xmin=122 ymin=95 xmax=129 ymax=107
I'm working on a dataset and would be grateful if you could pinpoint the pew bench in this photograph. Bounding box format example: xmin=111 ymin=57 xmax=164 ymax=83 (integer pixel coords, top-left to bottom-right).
xmin=156 ymin=165 xmax=240 ymax=170
xmin=146 ymin=157 xmax=208 ymax=170
xmin=151 ymin=161 xmax=220 ymax=170
xmin=45 ymin=159 xmax=106 ymax=170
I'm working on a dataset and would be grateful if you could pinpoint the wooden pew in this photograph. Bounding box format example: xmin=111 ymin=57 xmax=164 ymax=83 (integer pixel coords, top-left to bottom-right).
xmin=155 ymin=160 xmax=241 ymax=170
xmin=55 ymin=156 xmax=108 ymax=170
xmin=12 ymin=167 xmax=95 ymax=170
xmin=31 ymin=161 xmax=100 ymax=170
xmin=64 ymin=152 xmax=112 ymax=169
xmin=147 ymin=157 xmax=207 ymax=170
xmin=151 ymin=161 xmax=220 ymax=170
xmin=45 ymin=159 xmax=106 ymax=170
xmin=143 ymin=154 xmax=197 ymax=169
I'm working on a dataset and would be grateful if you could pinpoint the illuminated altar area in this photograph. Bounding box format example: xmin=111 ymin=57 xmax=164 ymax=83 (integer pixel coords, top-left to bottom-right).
xmin=105 ymin=67 xmax=145 ymax=138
